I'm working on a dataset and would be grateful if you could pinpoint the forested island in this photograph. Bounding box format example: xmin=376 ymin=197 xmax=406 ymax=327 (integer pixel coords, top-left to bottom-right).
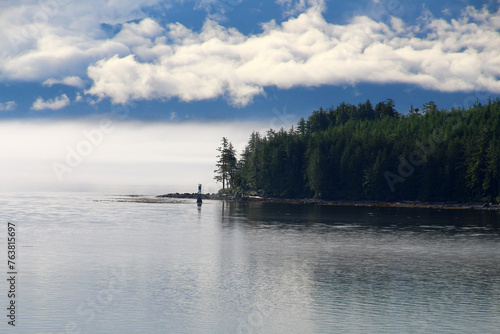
xmin=215 ymin=99 xmax=500 ymax=204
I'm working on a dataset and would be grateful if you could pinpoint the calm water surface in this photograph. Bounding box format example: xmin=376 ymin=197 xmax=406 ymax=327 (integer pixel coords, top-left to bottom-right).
xmin=1 ymin=192 xmax=500 ymax=333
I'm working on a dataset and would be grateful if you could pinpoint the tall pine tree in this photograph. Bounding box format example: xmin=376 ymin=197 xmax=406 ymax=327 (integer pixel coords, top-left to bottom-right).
xmin=214 ymin=137 xmax=237 ymax=191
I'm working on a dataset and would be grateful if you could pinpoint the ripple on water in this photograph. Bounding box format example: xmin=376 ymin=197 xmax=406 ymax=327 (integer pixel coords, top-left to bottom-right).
xmin=1 ymin=193 xmax=499 ymax=333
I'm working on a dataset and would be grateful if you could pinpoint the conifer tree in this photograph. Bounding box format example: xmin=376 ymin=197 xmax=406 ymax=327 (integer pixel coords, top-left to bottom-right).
xmin=214 ymin=137 xmax=237 ymax=191
xmin=221 ymin=98 xmax=500 ymax=202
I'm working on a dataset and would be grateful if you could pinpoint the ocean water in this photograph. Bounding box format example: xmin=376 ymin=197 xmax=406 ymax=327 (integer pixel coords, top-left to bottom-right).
xmin=1 ymin=192 xmax=500 ymax=333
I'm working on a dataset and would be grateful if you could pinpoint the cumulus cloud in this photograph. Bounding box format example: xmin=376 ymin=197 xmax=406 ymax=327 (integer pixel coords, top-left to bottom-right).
xmin=43 ymin=76 xmax=85 ymax=88
xmin=0 ymin=101 xmax=17 ymax=111
xmin=0 ymin=0 xmax=163 ymax=81
xmin=86 ymin=5 xmax=500 ymax=106
xmin=0 ymin=1 xmax=499 ymax=107
xmin=31 ymin=94 xmax=70 ymax=110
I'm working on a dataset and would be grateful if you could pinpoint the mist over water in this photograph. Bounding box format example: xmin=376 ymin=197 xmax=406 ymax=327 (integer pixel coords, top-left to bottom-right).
xmin=3 ymin=193 xmax=500 ymax=333
xmin=0 ymin=120 xmax=268 ymax=194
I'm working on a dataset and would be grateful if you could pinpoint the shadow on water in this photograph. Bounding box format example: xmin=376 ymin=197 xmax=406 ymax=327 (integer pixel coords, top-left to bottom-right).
xmin=219 ymin=201 xmax=500 ymax=234
xmin=215 ymin=200 xmax=500 ymax=333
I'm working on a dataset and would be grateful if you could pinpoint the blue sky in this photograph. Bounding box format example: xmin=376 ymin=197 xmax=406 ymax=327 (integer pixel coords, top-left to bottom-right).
xmin=0 ymin=0 xmax=499 ymax=193
xmin=0 ymin=0 xmax=499 ymax=121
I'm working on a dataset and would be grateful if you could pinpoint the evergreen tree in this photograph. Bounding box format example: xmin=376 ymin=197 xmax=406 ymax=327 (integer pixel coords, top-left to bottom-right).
xmin=482 ymin=139 xmax=500 ymax=201
xmin=423 ymin=101 xmax=438 ymax=114
xmin=214 ymin=137 xmax=237 ymax=191
xmin=375 ymin=99 xmax=398 ymax=118
xmin=297 ymin=117 xmax=307 ymax=136
xmin=306 ymin=107 xmax=329 ymax=133
xmin=221 ymin=98 xmax=500 ymax=203
xmin=409 ymin=104 xmax=420 ymax=116
xmin=357 ymin=99 xmax=376 ymax=120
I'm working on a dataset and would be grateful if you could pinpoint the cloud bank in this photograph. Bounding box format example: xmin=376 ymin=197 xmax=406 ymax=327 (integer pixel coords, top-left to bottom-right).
xmin=86 ymin=5 xmax=500 ymax=106
xmin=0 ymin=119 xmax=267 ymax=193
xmin=0 ymin=1 xmax=499 ymax=107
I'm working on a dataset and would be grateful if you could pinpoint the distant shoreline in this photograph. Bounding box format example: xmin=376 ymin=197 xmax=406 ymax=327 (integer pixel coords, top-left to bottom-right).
xmin=155 ymin=193 xmax=500 ymax=211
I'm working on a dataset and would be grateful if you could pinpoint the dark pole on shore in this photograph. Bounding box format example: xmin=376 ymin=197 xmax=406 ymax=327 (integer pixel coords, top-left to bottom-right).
xmin=197 ymin=184 xmax=202 ymax=205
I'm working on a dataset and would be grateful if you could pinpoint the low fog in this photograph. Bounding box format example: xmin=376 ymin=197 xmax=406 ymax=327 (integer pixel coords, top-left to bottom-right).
xmin=0 ymin=119 xmax=270 ymax=194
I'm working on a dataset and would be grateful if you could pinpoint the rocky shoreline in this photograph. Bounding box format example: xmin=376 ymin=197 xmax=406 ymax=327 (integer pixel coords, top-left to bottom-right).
xmin=156 ymin=193 xmax=500 ymax=211
xmin=157 ymin=193 xmax=218 ymax=199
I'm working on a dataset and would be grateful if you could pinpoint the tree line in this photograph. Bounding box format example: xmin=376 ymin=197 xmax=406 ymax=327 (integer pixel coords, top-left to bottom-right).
xmin=215 ymin=98 xmax=500 ymax=203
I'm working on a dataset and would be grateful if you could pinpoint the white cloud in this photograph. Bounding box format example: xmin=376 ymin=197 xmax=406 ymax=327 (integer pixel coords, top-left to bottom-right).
xmin=0 ymin=0 xmax=163 ymax=81
xmin=0 ymin=101 xmax=17 ymax=111
xmin=31 ymin=94 xmax=70 ymax=110
xmin=442 ymin=8 xmax=451 ymax=16
xmin=75 ymin=93 xmax=83 ymax=102
xmin=276 ymin=0 xmax=316 ymax=17
xmin=86 ymin=5 xmax=500 ymax=106
xmin=0 ymin=1 xmax=499 ymax=107
xmin=195 ymin=0 xmax=245 ymax=22
xmin=43 ymin=76 xmax=85 ymax=88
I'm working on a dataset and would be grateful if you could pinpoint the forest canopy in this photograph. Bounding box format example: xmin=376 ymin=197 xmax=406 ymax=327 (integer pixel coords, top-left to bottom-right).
xmin=216 ymin=99 xmax=500 ymax=203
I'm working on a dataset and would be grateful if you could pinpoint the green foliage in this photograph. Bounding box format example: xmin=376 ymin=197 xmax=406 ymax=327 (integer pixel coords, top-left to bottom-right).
xmin=423 ymin=101 xmax=438 ymax=114
xmin=221 ymin=99 xmax=500 ymax=202
xmin=214 ymin=137 xmax=237 ymax=190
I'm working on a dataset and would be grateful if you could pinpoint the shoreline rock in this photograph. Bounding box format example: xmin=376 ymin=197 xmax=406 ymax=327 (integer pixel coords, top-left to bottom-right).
xmin=155 ymin=193 xmax=500 ymax=211
xmin=157 ymin=193 xmax=222 ymax=200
